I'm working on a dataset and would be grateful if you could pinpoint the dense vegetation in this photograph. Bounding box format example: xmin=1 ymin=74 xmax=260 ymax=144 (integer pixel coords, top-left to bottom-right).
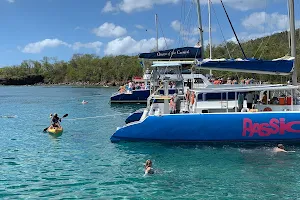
xmin=0 ymin=55 xmax=142 ymax=85
xmin=0 ymin=30 xmax=299 ymax=85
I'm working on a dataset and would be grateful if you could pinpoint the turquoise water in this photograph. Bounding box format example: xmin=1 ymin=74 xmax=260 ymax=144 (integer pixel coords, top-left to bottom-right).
xmin=1 ymin=86 xmax=300 ymax=199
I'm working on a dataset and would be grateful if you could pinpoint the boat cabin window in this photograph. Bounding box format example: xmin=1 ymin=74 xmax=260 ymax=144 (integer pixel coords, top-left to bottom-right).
xmin=150 ymin=98 xmax=167 ymax=105
xmin=194 ymin=78 xmax=204 ymax=84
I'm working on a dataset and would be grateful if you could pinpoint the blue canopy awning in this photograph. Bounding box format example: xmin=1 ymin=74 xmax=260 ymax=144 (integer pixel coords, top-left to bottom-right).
xmin=197 ymin=58 xmax=294 ymax=75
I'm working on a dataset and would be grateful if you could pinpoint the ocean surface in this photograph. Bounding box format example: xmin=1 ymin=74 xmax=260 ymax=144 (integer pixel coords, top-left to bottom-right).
xmin=1 ymin=86 xmax=300 ymax=199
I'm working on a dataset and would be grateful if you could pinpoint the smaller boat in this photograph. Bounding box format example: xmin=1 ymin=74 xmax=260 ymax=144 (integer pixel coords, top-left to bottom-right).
xmin=47 ymin=126 xmax=63 ymax=135
xmin=82 ymin=100 xmax=88 ymax=104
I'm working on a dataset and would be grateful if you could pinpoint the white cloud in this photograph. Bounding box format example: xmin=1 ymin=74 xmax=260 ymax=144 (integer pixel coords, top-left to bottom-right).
xmin=92 ymin=22 xmax=127 ymax=38
xmin=103 ymin=0 xmax=277 ymax=13
xmin=6 ymin=0 xmax=15 ymax=3
xmin=171 ymin=20 xmax=215 ymax=35
xmin=21 ymin=39 xmax=103 ymax=54
xmin=104 ymin=36 xmax=174 ymax=55
xmin=135 ymin=24 xmax=144 ymax=29
xmin=72 ymin=42 xmax=103 ymax=54
xmin=102 ymin=1 xmax=118 ymax=13
xmin=103 ymin=0 xmax=179 ymax=13
xmin=170 ymin=20 xmax=181 ymax=32
xmin=21 ymin=39 xmax=70 ymax=54
xmin=242 ymin=12 xmax=300 ymax=32
xmin=217 ymin=0 xmax=266 ymax=11
xmin=171 ymin=20 xmax=198 ymax=36
xmin=204 ymin=0 xmax=271 ymax=11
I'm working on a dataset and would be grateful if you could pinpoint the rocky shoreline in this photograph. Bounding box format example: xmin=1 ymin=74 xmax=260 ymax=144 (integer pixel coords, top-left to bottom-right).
xmin=35 ymin=81 xmax=122 ymax=87
xmin=0 ymin=75 xmax=125 ymax=87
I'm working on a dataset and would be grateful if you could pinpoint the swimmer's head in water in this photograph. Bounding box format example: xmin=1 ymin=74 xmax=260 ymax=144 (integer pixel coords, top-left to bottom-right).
xmin=278 ymin=144 xmax=284 ymax=149
xmin=145 ymin=159 xmax=152 ymax=168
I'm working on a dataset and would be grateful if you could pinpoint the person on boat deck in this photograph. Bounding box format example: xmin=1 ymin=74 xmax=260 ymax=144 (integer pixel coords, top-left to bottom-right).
xmin=185 ymin=89 xmax=191 ymax=111
xmin=238 ymin=93 xmax=244 ymax=111
xmin=189 ymin=91 xmax=196 ymax=113
xmin=169 ymin=96 xmax=175 ymax=114
xmin=128 ymin=81 xmax=133 ymax=92
xmin=50 ymin=113 xmax=61 ymax=128
xmin=173 ymin=93 xmax=181 ymax=114
xmin=245 ymin=92 xmax=254 ymax=109
xmin=144 ymin=159 xmax=154 ymax=175
xmin=262 ymin=91 xmax=268 ymax=104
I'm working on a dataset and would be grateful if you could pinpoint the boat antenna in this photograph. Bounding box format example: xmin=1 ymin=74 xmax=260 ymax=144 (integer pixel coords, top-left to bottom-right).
xmin=196 ymin=0 xmax=204 ymax=60
xmin=288 ymin=0 xmax=297 ymax=85
xmin=155 ymin=14 xmax=159 ymax=51
xmin=220 ymin=0 xmax=247 ymax=59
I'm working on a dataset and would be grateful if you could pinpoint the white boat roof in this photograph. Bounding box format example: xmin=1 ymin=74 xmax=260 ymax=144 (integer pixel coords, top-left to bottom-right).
xmin=192 ymin=84 xmax=299 ymax=94
xmin=151 ymin=63 xmax=182 ymax=67
xmin=152 ymin=60 xmax=195 ymax=65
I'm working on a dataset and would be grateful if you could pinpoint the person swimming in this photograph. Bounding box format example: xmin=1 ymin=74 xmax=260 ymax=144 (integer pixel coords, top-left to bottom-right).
xmin=273 ymin=144 xmax=295 ymax=153
xmin=82 ymin=100 xmax=88 ymax=104
xmin=144 ymin=159 xmax=154 ymax=175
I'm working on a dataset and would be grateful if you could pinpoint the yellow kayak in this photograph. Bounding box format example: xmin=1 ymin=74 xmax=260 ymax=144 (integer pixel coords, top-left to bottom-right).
xmin=47 ymin=126 xmax=63 ymax=134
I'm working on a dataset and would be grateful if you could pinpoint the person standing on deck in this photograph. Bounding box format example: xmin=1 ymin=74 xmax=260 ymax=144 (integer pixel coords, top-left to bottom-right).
xmin=185 ymin=89 xmax=191 ymax=112
xmin=173 ymin=93 xmax=181 ymax=114
xmin=169 ymin=96 xmax=175 ymax=114
xmin=238 ymin=93 xmax=244 ymax=111
xmin=189 ymin=91 xmax=196 ymax=113
xmin=261 ymin=91 xmax=268 ymax=104
xmin=245 ymin=92 xmax=254 ymax=109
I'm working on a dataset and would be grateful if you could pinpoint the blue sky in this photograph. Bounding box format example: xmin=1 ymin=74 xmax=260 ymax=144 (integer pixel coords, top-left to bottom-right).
xmin=0 ymin=0 xmax=299 ymax=66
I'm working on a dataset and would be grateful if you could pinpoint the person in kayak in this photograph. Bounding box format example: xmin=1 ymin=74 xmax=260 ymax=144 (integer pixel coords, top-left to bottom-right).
xmin=50 ymin=113 xmax=61 ymax=128
xmin=144 ymin=159 xmax=154 ymax=175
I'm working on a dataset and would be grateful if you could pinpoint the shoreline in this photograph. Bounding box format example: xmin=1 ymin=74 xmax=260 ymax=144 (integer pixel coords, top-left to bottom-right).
xmin=0 ymin=81 xmax=123 ymax=87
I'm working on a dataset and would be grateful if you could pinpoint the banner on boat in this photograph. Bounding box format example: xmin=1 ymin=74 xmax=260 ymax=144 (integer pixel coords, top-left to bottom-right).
xmin=242 ymin=118 xmax=300 ymax=137
xmin=139 ymin=47 xmax=202 ymax=60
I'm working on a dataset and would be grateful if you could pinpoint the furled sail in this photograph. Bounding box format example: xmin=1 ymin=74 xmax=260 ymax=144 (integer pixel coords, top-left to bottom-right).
xmin=197 ymin=57 xmax=295 ymax=75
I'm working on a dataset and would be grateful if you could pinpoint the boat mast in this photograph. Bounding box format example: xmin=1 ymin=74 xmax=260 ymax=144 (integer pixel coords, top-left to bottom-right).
xmin=155 ymin=14 xmax=159 ymax=51
xmin=208 ymin=0 xmax=212 ymax=76
xmin=287 ymin=0 xmax=291 ymax=49
xmin=208 ymin=0 xmax=212 ymax=59
xmin=288 ymin=0 xmax=297 ymax=85
xmin=196 ymin=0 xmax=204 ymax=60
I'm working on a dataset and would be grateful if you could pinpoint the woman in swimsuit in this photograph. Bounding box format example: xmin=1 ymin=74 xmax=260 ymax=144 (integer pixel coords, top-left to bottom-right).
xmin=144 ymin=159 xmax=154 ymax=175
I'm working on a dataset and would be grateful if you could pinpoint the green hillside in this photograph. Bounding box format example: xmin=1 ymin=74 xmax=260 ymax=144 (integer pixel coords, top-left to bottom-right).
xmin=0 ymin=30 xmax=299 ymax=85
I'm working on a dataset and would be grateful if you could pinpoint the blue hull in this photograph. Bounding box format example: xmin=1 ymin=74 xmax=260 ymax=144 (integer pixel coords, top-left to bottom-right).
xmin=111 ymin=112 xmax=300 ymax=143
xmin=110 ymin=89 xmax=177 ymax=103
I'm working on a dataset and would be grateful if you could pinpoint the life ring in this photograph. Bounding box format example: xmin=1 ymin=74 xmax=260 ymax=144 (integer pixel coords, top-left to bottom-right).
xmin=263 ymin=107 xmax=272 ymax=111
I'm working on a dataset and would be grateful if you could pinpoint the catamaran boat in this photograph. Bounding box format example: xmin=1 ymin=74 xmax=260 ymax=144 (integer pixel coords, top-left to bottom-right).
xmin=110 ymin=0 xmax=299 ymax=143
xmin=110 ymin=59 xmax=300 ymax=143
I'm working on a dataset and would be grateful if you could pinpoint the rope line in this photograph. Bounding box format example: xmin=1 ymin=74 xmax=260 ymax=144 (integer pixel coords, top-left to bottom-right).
xmin=64 ymin=113 xmax=131 ymax=121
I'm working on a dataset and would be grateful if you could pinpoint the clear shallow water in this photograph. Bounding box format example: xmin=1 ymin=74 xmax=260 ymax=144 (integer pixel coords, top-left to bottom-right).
xmin=1 ymin=86 xmax=300 ymax=199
